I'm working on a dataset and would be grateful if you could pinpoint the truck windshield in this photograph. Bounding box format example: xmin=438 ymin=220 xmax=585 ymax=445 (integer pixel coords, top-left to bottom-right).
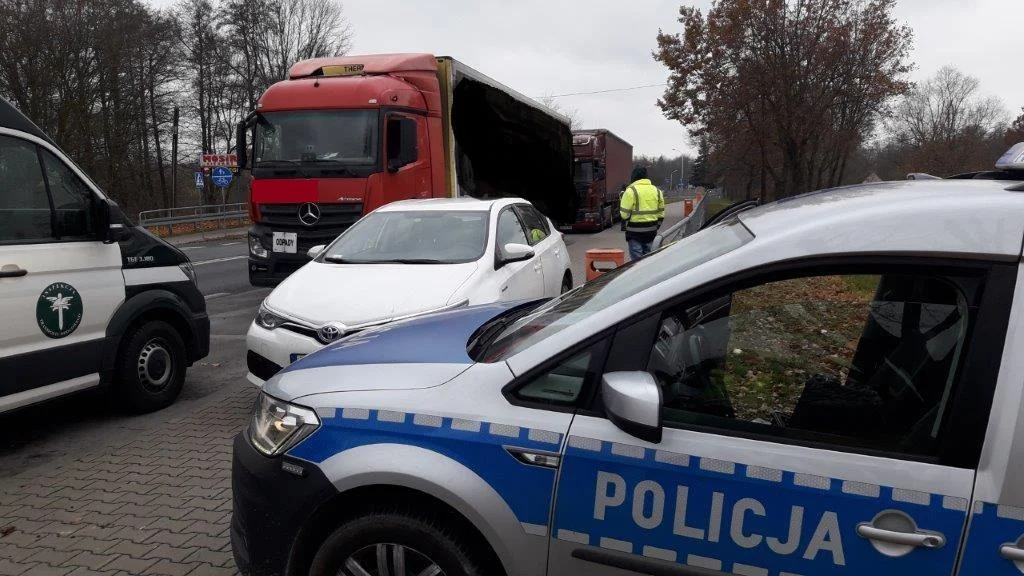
xmin=574 ymin=161 xmax=594 ymax=183
xmin=255 ymin=110 xmax=377 ymax=166
xmin=481 ymin=219 xmax=755 ymax=361
xmin=321 ymin=210 xmax=489 ymax=264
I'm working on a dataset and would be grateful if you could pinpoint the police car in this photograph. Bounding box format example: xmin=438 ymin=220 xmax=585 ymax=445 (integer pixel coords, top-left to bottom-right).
xmin=0 ymin=99 xmax=209 ymax=413
xmin=232 ymin=146 xmax=1024 ymax=576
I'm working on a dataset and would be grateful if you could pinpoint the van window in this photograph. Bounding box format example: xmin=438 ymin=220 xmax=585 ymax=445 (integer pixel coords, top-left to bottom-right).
xmin=41 ymin=150 xmax=95 ymax=239
xmin=0 ymin=135 xmax=52 ymax=244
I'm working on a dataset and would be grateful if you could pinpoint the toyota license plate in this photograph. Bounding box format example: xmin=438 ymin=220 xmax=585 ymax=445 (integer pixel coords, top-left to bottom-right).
xmin=273 ymin=232 xmax=297 ymax=253
xmin=289 ymin=353 xmax=306 ymax=363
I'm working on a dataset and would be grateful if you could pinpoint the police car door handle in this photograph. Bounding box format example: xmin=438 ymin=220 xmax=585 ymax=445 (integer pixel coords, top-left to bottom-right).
xmin=0 ymin=265 xmax=27 ymax=278
xmin=856 ymin=523 xmax=946 ymax=549
xmin=999 ymin=543 xmax=1024 ymax=562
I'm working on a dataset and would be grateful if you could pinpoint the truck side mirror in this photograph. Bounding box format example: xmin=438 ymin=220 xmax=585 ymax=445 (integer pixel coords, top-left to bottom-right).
xmin=236 ymin=121 xmax=248 ymax=170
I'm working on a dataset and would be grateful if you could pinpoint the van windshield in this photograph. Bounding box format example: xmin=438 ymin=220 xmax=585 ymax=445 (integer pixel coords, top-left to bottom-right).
xmin=481 ymin=219 xmax=754 ymax=361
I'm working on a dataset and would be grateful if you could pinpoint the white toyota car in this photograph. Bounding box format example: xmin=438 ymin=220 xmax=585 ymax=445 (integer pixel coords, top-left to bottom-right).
xmin=246 ymin=197 xmax=572 ymax=385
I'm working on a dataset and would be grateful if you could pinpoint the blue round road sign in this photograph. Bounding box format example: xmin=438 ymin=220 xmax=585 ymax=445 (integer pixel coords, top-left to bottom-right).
xmin=211 ymin=166 xmax=233 ymax=188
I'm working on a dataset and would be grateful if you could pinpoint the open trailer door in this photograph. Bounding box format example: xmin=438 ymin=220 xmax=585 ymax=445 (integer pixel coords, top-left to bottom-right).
xmin=437 ymin=57 xmax=575 ymax=225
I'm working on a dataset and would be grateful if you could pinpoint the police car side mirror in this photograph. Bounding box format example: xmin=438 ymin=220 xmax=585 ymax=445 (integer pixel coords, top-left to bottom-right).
xmin=602 ymin=371 xmax=663 ymax=443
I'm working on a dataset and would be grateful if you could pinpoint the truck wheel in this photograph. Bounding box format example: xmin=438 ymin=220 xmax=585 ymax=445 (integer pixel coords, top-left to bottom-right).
xmin=603 ymin=205 xmax=613 ymax=229
xmin=116 ymin=320 xmax=187 ymax=413
xmin=309 ymin=509 xmax=486 ymax=576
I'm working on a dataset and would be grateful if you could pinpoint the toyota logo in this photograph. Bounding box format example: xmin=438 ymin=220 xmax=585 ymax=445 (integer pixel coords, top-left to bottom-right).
xmin=298 ymin=202 xmax=321 ymax=226
xmin=317 ymin=322 xmax=347 ymax=344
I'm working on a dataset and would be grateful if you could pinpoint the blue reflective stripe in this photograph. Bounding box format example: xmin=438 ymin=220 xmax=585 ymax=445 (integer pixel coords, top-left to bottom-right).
xmin=959 ymin=502 xmax=1024 ymax=575
xmin=289 ymin=409 xmax=564 ymax=528
xmin=553 ymin=436 xmax=967 ymax=575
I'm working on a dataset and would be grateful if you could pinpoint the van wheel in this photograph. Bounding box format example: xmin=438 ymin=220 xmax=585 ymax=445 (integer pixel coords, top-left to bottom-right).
xmin=116 ymin=320 xmax=186 ymax=413
xmin=309 ymin=509 xmax=485 ymax=576
xmin=561 ymin=272 xmax=573 ymax=294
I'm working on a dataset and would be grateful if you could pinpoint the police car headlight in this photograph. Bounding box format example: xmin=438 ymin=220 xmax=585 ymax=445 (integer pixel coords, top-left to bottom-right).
xmin=248 ymin=392 xmax=320 ymax=457
xmin=255 ymin=305 xmax=285 ymax=330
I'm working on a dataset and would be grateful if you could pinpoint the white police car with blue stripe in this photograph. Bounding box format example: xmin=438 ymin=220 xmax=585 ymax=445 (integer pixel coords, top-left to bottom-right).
xmin=231 ymin=145 xmax=1024 ymax=576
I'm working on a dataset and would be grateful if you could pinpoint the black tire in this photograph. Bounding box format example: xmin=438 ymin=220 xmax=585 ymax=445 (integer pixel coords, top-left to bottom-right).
xmin=309 ymin=508 xmax=487 ymax=576
xmin=561 ymin=272 xmax=573 ymax=294
xmin=603 ymin=205 xmax=613 ymax=229
xmin=115 ymin=320 xmax=187 ymax=413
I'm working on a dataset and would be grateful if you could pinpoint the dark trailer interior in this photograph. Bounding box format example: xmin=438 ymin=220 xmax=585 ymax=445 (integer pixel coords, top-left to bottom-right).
xmin=443 ymin=59 xmax=575 ymax=225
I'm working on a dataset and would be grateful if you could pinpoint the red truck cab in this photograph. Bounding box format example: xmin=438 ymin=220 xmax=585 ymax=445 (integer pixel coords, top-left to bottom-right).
xmin=238 ymin=54 xmax=573 ymax=286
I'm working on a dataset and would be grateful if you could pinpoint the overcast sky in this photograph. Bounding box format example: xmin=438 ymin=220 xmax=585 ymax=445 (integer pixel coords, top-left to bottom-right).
xmin=150 ymin=0 xmax=1023 ymax=157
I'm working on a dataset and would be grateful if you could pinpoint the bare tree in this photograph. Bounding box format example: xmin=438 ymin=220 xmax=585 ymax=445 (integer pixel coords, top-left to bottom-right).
xmin=538 ymin=95 xmax=582 ymax=130
xmin=888 ymin=66 xmax=1007 ymax=175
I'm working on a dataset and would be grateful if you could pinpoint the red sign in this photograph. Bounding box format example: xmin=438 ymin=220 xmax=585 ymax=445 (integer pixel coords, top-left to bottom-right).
xmin=200 ymin=153 xmax=237 ymax=168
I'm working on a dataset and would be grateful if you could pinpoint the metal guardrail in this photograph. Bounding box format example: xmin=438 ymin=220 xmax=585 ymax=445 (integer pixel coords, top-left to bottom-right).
xmin=651 ymin=191 xmax=711 ymax=250
xmin=138 ymin=203 xmax=249 ymax=236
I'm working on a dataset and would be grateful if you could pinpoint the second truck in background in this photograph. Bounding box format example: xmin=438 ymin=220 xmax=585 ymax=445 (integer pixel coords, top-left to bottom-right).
xmin=568 ymin=129 xmax=633 ymax=231
xmin=237 ymin=53 xmax=576 ymax=286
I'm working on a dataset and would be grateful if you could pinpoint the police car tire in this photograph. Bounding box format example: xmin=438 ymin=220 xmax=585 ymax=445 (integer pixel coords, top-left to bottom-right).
xmin=116 ymin=320 xmax=186 ymax=414
xmin=309 ymin=509 xmax=487 ymax=576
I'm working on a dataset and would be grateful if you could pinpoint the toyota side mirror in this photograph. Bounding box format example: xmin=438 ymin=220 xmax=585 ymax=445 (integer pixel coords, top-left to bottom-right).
xmin=497 ymin=243 xmax=534 ymax=268
xmin=307 ymin=244 xmax=326 ymax=259
xmin=602 ymin=371 xmax=663 ymax=443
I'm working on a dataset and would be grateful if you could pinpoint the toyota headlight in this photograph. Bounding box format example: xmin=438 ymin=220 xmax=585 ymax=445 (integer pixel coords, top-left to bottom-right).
xmin=248 ymin=392 xmax=320 ymax=456
xmin=255 ymin=304 xmax=285 ymax=330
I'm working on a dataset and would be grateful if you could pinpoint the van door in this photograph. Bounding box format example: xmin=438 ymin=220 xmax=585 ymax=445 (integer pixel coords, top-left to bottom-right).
xmin=0 ymin=132 xmax=124 ymax=411
xmin=548 ymin=265 xmax=1006 ymax=576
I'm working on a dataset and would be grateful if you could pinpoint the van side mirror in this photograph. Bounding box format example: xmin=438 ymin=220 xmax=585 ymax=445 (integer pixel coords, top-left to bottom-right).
xmin=387 ymin=116 xmax=418 ymax=172
xmin=602 ymin=372 xmax=662 ymax=443
xmin=97 ymin=198 xmax=131 ymax=243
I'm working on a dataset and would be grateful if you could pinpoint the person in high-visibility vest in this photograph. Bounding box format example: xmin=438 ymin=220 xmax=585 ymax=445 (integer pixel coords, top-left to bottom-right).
xmin=620 ymin=165 xmax=666 ymax=261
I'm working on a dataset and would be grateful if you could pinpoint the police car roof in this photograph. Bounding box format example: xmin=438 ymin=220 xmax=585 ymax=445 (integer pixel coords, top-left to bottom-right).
xmin=0 ymin=98 xmax=53 ymax=144
xmin=377 ymin=197 xmax=525 ymax=212
xmin=737 ymin=179 xmax=1024 ymax=260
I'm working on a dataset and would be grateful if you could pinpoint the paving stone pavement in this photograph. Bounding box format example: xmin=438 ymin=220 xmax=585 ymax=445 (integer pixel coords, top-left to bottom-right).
xmin=0 ymin=382 xmax=258 ymax=575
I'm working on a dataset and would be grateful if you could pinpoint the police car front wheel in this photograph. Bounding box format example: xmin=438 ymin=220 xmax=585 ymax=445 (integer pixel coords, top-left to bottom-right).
xmin=116 ymin=320 xmax=187 ymax=413
xmin=309 ymin=509 xmax=487 ymax=576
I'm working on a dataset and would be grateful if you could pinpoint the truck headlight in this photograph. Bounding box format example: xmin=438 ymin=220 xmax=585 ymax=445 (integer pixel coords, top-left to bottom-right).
xmin=248 ymin=393 xmax=320 ymax=456
xmin=255 ymin=304 xmax=285 ymax=330
xmin=249 ymin=234 xmax=268 ymax=259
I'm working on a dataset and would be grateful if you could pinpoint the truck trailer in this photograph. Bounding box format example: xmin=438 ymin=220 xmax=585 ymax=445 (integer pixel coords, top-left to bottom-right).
xmin=236 ymin=53 xmax=575 ymax=286
xmin=568 ymin=129 xmax=633 ymax=231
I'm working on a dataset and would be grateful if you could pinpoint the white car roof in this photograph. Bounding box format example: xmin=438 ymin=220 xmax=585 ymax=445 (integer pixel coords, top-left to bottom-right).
xmin=739 ymin=179 xmax=1024 ymax=260
xmin=376 ymin=197 xmax=526 ymax=212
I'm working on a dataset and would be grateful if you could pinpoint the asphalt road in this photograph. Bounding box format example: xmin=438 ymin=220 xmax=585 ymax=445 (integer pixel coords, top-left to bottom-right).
xmin=0 ymin=202 xmax=689 ymax=477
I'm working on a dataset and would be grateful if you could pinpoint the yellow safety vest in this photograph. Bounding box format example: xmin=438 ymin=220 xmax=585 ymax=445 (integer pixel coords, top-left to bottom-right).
xmin=620 ymin=179 xmax=665 ymax=233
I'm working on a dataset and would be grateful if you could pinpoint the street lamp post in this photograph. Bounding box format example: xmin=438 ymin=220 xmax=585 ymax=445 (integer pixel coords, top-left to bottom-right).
xmin=672 ymin=147 xmax=687 ymax=188
xmin=669 ymin=169 xmax=680 ymax=191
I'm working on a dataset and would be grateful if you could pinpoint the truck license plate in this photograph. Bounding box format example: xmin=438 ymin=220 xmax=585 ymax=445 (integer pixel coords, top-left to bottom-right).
xmin=273 ymin=232 xmax=297 ymax=253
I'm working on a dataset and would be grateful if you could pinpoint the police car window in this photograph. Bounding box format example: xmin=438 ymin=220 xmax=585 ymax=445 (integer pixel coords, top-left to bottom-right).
xmin=515 ymin=347 xmax=596 ymax=406
xmin=482 ymin=220 xmax=753 ymax=361
xmin=0 ymin=135 xmax=52 ymax=244
xmin=649 ymin=273 xmax=968 ymax=457
xmin=497 ymin=208 xmax=529 ymax=248
xmin=41 ymin=150 xmax=94 ymax=239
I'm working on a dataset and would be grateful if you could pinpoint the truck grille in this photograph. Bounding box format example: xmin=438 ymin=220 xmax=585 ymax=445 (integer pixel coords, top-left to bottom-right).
xmin=258 ymin=202 xmax=363 ymax=229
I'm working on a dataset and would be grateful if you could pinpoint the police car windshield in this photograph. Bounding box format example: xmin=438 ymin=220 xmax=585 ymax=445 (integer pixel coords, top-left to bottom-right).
xmin=482 ymin=219 xmax=754 ymax=361
xmin=322 ymin=210 xmax=489 ymax=264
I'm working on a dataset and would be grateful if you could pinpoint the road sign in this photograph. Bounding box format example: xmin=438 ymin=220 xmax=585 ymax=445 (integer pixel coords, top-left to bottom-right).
xmin=194 ymin=172 xmax=204 ymax=188
xmin=211 ymin=166 xmax=233 ymax=188
xmin=200 ymin=153 xmax=237 ymax=169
